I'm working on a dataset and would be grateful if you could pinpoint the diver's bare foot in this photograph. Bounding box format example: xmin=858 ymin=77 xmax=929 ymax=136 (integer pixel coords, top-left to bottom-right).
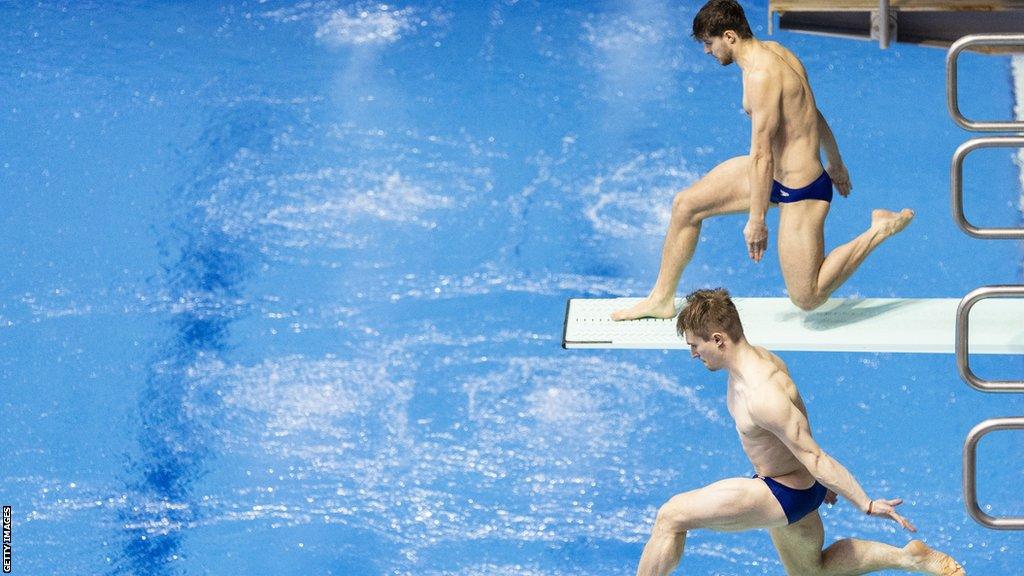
xmin=610 ymin=297 xmax=678 ymax=321
xmin=871 ymin=208 xmax=915 ymax=238
xmin=905 ymin=540 xmax=966 ymax=576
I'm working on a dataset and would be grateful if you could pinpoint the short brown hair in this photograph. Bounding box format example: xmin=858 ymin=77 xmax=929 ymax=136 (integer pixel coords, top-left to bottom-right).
xmin=676 ymin=288 xmax=745 ymax=342
xmin=692 ymin=0 xmax=753 ymax=40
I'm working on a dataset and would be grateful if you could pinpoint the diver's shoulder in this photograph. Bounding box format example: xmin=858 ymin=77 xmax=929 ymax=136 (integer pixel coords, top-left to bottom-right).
xmin=761 ymin=39 xmax=793 ymax=57
xmin=753 ymin=346 xmax=791 ymax=378
xmin=746 ymin=346 xmax=784 ymax=374
xmin=761 ymin=40 xmax=805 ymax=68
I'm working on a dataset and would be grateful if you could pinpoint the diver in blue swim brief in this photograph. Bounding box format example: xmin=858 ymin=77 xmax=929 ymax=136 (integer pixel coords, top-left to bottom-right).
xmin=610 ymin=0 xmax=918 ymax=323
xmin=635 ymin=289 xmax=965 ymax=576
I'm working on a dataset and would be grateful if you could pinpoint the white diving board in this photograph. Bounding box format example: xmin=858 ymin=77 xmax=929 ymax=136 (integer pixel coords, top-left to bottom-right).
xmin=562 ymin=297 xmax=1024 ymax=354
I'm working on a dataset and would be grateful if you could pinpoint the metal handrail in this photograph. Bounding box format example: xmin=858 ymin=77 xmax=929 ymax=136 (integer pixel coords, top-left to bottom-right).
xmin=951 ymin=35 xmax=1024 ymax=532
xmin=947 ymin=34 xmax=1024 ymax=132
xmin=956 ymin=286 xmax=1024 ymax=392
xmin=963 ymin=417 xmax=1024 ymax=530
xmin=951 ymin=137 xmax=1024 ymax=239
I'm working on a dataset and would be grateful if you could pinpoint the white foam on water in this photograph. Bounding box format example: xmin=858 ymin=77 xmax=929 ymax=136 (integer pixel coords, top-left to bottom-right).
xmin=202 ymin=355 xmax=413 ymax=463
xmin=261 ymin=2 xmax=450 ymax=48
xmin=315 ymin=6 xmax=418 ymax=47
xmin=464 ymin=355 xmax=720 ymax=434
xmin=18 ymin=288 xmax=94 ymax=319
xmin=383 ymin=266 xmax=647 ymax=302
xmin=578 ymin=3 xmax=699 ymax=104
xmin=263 ymin=169 xmax=453 ymax=232
xmin=582 ymin=15 xmax=665 ymax=55
xmin=191 ymin=124 xmax=490 ymax=253
xmin=581 ymin=150 xmax=701 ymax=239
xmin=579 ymin=3 xmax=696 ymax=76
xmin=215 ymin=95 xmax=326 ymax=106
xmin=413 ymin=564 xmax=595 ymax=576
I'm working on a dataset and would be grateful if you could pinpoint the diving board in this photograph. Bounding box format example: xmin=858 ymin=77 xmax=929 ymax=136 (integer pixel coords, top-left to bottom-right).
xmin=562 ymin=297 xmax=1024 ymax=354
xmin=768 ymin=1 xmax=1024 ymax=50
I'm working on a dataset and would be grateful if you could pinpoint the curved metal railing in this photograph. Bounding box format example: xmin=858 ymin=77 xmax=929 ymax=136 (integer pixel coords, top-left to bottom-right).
xmin=948 ymin=33 xmax=1024 ymax=532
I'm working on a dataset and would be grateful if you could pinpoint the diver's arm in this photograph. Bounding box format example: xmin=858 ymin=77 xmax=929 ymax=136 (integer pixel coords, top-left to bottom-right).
xmin=745 ymin=71 xmax=780 ymax=262
xmin=817 ymin=109 xmax=851 ymax=197
xmin=748 ymin=380 xmax=917 ymax=532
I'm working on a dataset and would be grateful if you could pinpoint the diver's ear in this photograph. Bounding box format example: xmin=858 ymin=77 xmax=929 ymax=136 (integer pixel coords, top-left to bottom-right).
xmin=723 ymin=30 xmax=738 ymax=44
xmin=712 ymin=332 xmax=725 ymax=348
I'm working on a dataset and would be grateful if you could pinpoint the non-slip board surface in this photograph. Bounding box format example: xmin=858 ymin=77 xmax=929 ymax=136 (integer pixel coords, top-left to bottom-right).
xmin=562 ymin=297 xmax=1024 ymax=354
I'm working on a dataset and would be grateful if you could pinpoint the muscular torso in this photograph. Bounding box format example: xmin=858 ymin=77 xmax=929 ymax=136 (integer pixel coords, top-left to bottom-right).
xmin=741 ymin=41 xmax=822 ymax=189
xmin=726 ymin=346 xmax=817 ymax=488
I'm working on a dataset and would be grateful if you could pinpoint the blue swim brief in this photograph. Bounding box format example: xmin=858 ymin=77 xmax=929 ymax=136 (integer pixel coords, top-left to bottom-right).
xmin=770 ymin=170 xmax=833 ymax=204
xmin=756 ymin=474 xmax=828 ymax=524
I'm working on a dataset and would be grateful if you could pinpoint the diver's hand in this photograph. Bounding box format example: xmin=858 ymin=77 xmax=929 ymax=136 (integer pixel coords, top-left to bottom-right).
xmin=866 ymin=498 xmax=917 ymax=532
xmin=824 ymin=489 xmax=838 ymax=505
xmin=744 ymin=218 xmax=768 ymax=262
xmin=827 ymin=161 xmax=852 ymax=197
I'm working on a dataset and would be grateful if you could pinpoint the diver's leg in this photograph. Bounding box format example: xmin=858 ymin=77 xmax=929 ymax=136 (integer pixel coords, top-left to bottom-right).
xmin=613 ymin=155 xmax=753 ymax=321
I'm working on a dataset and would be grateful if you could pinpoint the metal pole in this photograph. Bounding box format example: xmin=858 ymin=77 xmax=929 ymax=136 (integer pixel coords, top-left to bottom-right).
xmin=879 ymin=0 xmax=890 ymax=49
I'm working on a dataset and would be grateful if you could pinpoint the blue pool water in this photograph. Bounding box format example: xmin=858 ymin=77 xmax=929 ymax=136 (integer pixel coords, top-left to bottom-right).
xmin=2 ymin=1 xmax=1023 ymax=574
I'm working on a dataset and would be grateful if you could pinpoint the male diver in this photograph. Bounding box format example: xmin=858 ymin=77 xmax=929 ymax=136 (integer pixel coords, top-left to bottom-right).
xmin=635 ymin=288 xmax=965 ymax=576
xmin=612 ymin=0 xmax=913 ymax=321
